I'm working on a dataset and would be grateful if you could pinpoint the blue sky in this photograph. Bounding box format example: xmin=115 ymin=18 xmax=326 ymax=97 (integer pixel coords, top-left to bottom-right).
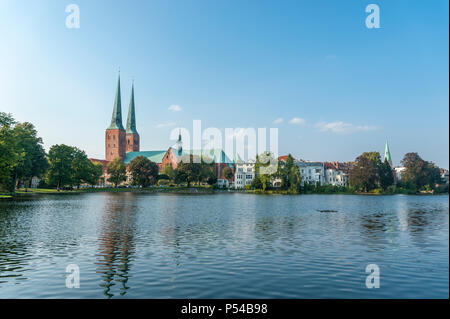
xmin=0 ymin=0 xmax=448 ymax=167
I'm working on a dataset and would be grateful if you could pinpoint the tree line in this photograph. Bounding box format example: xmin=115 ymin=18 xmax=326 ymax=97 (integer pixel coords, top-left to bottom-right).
xmin=0 ymin=112 xmax=103 ymax=192
xmin=105 ymin=154 xmax=220 ymax=188
xmin=1 ymin=112 xmax=446 ymax=194
xmin=348 ymin=151 xmax=442 ymax=193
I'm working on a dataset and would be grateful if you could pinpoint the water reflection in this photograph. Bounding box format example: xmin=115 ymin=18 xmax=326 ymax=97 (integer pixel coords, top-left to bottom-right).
xmin=95 ymin=193 xmax=137 ymax=298
xmin=0 ymin=194 xmax=448 ymax=298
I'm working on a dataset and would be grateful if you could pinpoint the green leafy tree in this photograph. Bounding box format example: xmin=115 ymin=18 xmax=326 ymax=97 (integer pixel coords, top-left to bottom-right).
xmin=175 ymin=155 xmax=201 ymax=187
xmin=278 ymin=154 xmax=301 ymax=193
xmin=87 ymin=161 xmax=104 ymax=187
xmin=349 ymin=151 xmax=382 ymax=192
xmin=107 ymin=157 xmax=127 ymax=187
xmin=206 ymin=175 xmax=217 ymax=185
xmin=222 ymin=166 xmax=233 ymax=180
xmin=161 ymin=164 xmax=175 ymax=181
xmin=12 ymin=122 xmax=48 ymax=189
xmin=251 ymin=175 xmax=263 ymax=189
xmin=47 ymin=144 xmax=77 ymax=191
xmin=0 ymin=113 xmax=19 ymax=191
xmin=128 ymin=156 xmax=159 ymax=187
xmin=379 ymin=158 xmax=394 ymax=190
xmin=71 ymin=148 xmax=92 ymax=189
xmin=200 ymin=157 xmax=215 ymax=183
xmin=401 ymin=152 xmax=441 ymax=190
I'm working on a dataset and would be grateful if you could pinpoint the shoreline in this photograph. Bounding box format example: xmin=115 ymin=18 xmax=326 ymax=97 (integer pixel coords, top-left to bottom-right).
xmin=1 ymin=187 xmax=447 ymax=198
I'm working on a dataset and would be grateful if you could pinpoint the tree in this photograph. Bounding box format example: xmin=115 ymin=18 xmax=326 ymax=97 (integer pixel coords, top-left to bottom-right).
xmin=71 ymin=148 xmax=92 ymax=189
xmin=251 ymin=175 xmax=263 ymax=189
xmin=107 ymin=157 xmax=127 ymax=187
xmin=175 ymin=155 xmax=201 ymax=187
xmin=206 ymin=175 xmax=217 ymax=185
xmin=276 ymin=154 xmax=301 ymax=193
xmin=349 ymin=151 xmax=382 ymax=192
xmin=200 ymin=157 xmax=215 ymax=184
xmin=128 ymin=156 xmax=159 ymax=187
xmin=401 ymin=152 xmax=441 ymax=190
xmin=161 ymin=164 xmax=175 ymax=181
xmin=0 ymin=113 xmax=19 ymax=191
xmin=222 ymin=166 xmax=233 ymax=180
xmin=87 ymin=161 xmax=104 ymax=187
xmin=12 ymin=122 xmax=48 ymax=189
xmin=379 ymin=158 xmax=394 ymax=190
xmin=47 ymin=144 xmax=77 ymax=191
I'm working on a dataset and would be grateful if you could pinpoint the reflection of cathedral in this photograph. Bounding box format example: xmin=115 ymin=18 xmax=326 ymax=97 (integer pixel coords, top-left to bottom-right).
xmin=95 ymin=194 xmax=136 ymax=298
xmin=90 ymin=74 xmax=234 ymax=183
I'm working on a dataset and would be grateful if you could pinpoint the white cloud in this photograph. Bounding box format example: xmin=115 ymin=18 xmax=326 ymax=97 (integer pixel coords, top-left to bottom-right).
xmin=315 ymin=121 xmax=379 ymax=134
xmin=168 ymin=104 xmax=182 ymax=112
xmin=156 ymin=121 xmax=176 ymax=128
xmin=273 ymin=118 xmax=283 ymax=124
xmin=289 ymin=117 xmax=306 ymax=125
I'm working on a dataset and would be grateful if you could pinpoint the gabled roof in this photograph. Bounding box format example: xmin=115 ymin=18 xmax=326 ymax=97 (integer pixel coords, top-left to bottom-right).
xmin=123 ymin=150 xmax=167 ymax=164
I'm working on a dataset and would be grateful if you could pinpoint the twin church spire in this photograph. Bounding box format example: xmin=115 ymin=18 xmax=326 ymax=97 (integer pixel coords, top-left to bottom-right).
xmin=108 ymin=74 xmax=138 ymax=135
xmin=105 ymin=73 xmax=139 ymax=161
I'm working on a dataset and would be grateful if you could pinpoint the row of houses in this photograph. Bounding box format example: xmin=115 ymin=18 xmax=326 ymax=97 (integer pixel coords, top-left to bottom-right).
xmin=232 ymin=157 xmax=353 ymax=189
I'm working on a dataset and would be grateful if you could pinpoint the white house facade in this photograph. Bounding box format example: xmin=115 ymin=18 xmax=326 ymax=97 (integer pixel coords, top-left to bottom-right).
xmin=324 ymin=163 xmax=348 ymax=186
xmin=234 ymin=161 xmax=255 ymax=189
xmin=297 ymin=161 xmax=326 ymax=186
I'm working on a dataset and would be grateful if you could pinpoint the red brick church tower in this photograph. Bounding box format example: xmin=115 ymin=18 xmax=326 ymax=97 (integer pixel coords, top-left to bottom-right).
xmin=105 ymin=75 xmax=140 ymax=161
xmin=105 ymin=75 xmax=127 ymax=161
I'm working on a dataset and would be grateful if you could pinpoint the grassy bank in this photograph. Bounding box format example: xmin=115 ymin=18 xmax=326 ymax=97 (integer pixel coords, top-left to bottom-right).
xmin=1 ymin=186 xmax=215 ymax=197
xmin=1 ymin=186 xmax=447 ymax=199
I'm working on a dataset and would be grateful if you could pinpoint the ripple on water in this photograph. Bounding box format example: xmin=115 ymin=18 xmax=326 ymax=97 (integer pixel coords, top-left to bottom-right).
xmin=0 ymin=193 xmax=448 ymax=298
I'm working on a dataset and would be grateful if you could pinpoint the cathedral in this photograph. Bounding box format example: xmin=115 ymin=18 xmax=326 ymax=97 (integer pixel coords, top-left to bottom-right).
xmin=90 ymin=75 xmax=234 ymax=185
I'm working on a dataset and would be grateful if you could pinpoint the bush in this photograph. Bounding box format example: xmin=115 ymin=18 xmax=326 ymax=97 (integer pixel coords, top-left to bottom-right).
xmin=158 ymin=174 xmax=170 ymax=181
xmin=369 ymin=188 xmax=383 ymax=194
xmin=157 ymin=179 xmax=170 ymax=187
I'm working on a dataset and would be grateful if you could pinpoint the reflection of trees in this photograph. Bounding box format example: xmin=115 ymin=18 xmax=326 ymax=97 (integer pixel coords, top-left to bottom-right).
xmin=0 ymin=202 xmax=33 ymax=284
xmin=358 ymin=212 xmax=391 ymax=251
xmin=95 ymin=193 xmax=137 ymax=298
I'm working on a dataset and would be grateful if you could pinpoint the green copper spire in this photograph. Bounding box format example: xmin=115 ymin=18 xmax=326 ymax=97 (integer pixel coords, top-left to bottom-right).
xmin=384 ymin=139 xmax=392 ymax=167
xmin=176 ymin=129 xmax=182 ymax=154
xmin=126 ymin=82 xmax=138 ymax=134
xmin=108 ymin=74 xmax=125 ymax=130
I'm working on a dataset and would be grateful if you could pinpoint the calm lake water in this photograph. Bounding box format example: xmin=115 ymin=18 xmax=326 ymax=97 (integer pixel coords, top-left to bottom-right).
xmin=0 ymin=193 xmax=448 ymax=298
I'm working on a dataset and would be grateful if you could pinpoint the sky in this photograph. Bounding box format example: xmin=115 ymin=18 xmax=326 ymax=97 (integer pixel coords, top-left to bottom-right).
xmin=0 ymin=0 xmax=448 ymax=168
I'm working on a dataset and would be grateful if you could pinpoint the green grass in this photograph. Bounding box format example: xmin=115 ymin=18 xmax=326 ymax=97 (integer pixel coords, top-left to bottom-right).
xmin=0 ymin=195 xmax=12 ymax=199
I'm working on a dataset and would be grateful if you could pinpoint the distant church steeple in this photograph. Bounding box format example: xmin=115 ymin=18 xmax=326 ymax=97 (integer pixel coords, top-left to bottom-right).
xmin=176 ymin=129 xmax=182 ymax=155
xmin=108 ymin=74 xmax=125 ymax=130
xmin=126 ymin=82 xmax=138 ymax=134
xmin=125 ymin=80 xmax=140 ymax=153
xmin=105 ymin=73 xmax=127 ymax=161
xmin=384 ymin=139 xmax=392 ymax=167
